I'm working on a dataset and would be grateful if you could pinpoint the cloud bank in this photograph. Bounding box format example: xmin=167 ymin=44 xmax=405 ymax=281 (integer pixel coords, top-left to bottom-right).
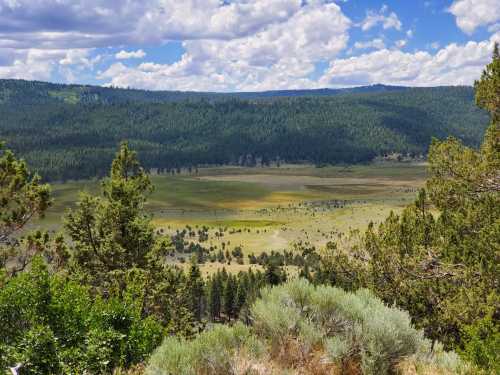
xmin=0 ymin=0 xmax=499 ymax=91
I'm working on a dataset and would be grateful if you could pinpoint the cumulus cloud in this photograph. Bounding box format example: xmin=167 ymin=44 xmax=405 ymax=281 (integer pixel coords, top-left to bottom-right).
xmin=0 ymin=47 xmax=103 ymax=83
xmin=98 ymin=1 xmax=351 ymax=91
xmin=320 ymin=36 xmax=498 ymax=88
xmin=449 ymin=0 xmax=500 ymax=34
xmin=395 ymin=39 xmax=407 ymax=48
xmin=0 ymin=0 xmax=352 ymax=89
xmin=0 ymin=48 xmax=94 ymax=80
xmin=115 ymin=49 xmax=146 ymax=60
xmin=354 ymin=38 xmax=385 ymax=50
xmin=0 ymin=0 xmax=498 ymax=91
xmin=0 ymin=0 xmax=306 ymax=49
xmin=360 ymin=5 xmax=402 ymax=31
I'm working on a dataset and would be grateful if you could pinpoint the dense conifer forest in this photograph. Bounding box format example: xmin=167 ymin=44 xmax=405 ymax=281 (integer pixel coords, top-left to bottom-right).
xmin=0 ymin=80 xmax=488 ymax=181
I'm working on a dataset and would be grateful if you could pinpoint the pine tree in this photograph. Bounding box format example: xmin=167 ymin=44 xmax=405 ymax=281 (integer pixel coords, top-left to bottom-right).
xmin=222 ymin=275 xmax=236 ymax=320
xmin=186 ymin=258 xmax=205 ymax=321
xmin=64 ymin=142 xmax=155 ymax=287
xmin=208 ymin=273 xmax=222 ymax=321
xmin=0 ymin=142 xmax=51 ymax=246
xmin=235 ymin=274 xmax=248 ymax=315
xmin=264 ymin=262 xmax=284 ymax=286
xmin=0 ymin=142 xmax=52 ymax=274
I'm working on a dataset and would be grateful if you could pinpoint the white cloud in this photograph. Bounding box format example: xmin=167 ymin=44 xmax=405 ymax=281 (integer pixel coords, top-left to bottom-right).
xmin=429 ymin=42 xmax=440 ymax=50
xmin=360 ymin=5 xmax=402 ymax=31
xmin=354 ymin=38 xmax=385 ymax=50
xmin=59 ymin=49 xmax=99 ymax=68
xmin=0 ymin=47 xmax=100 ymax=82
xmin=449 ymin=0 xmax=500 ymax=34
xmin=115 ymin=49 xmax=146 ymax=60
xmin=0 ymin=48 xmax=95 ymax=80
xmin=395 ymin=39 xmax=407 ymax=48
xmin=320 ymin=36 xmax=497 ymax=88
xmin=0 ymin=0 xmax=497 ymax=91
xmin=99 ymin=1 xmax=351 ymax=91
xmin=0 ymin=0 xmax=352 ymax=89
xmin=0 ymin=0 xmax=306 ymax=49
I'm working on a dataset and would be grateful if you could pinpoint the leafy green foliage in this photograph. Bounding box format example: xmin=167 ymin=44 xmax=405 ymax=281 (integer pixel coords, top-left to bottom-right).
xmin=0 ymin=143 xmax=51 ymax=242
xmin=0 ymin=257 xmax=163 ymax=374
xmin=15 ymin=325 xmax=61 ymax=375
xmin=0 ymin=142 xmax=52 ymax=274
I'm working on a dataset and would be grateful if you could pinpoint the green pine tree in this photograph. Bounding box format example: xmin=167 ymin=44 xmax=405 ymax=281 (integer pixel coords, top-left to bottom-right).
xmin=208 ymin=273 xmax=222 ymax=321
xmin=64 ymin=142 xmax=155 ymax=288
xmin=186 ymin=257 xmax=205 ymax=321
xmin=222 ymin=275 xmax=236 ymax=321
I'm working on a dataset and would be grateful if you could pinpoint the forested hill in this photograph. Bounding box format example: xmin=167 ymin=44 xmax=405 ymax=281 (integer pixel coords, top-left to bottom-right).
xmin=0 ymin=79 xmax=489 ymax=181
xmin=0 ymin=79 xmax=407 ymax=104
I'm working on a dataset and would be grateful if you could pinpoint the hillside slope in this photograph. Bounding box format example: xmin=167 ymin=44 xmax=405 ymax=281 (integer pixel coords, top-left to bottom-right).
xmin=0 ymin=80 xmax=488 ymax=181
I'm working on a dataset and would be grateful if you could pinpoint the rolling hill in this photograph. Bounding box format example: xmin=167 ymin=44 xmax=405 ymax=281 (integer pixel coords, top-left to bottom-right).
xmin=0 ymin=79 xmax=489 ymax=181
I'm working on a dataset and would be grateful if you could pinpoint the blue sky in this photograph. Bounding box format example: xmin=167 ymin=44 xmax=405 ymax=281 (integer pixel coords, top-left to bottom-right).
xmin=0 ymin=0 xmax=499 ymax=91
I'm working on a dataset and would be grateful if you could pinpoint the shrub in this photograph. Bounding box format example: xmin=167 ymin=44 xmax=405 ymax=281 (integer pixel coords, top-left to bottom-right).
xmin=147 ymin=279 xmax=468 ymax=375
xmin=16 ymin=325 xmax=61 ymax=375
xmin=460 ymin=312 xmax=499 ymax=373
xmin=0 ymin=259 xmax=163 ymax=374
xmin=146 ymin=323 xmax=263 ymax=375
xmin=85 ymin=328 xmax=128 ymax=374
xmin=146 ymin=336 xmax=195 ymax=375
xmin=251 ymin=279 xmax=461 ymax=374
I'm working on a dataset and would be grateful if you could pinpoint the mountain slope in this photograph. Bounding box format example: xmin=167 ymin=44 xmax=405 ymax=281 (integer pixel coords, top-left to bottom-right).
xmin=0 ymin=80 xmax=489 ymax=181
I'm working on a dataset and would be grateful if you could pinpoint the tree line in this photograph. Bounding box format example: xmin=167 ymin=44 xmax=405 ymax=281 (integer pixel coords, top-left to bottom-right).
xmin=0 ymin=80 xmax=488 ymax=181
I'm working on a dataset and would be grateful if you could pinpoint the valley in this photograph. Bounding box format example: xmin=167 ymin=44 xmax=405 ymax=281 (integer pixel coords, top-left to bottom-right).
xmin=34 ymin=163 xmax=426 ymax=274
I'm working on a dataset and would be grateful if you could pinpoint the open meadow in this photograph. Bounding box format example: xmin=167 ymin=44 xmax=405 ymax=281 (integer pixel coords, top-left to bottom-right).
xmin=32 ymin=163 xmax=426 ymax=273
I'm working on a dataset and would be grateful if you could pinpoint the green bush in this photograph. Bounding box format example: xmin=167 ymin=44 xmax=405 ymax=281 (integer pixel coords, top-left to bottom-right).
xmin=147 ymin=280 xmax=466 ymax=375
xmin=252 ymin=279 xmax=461 ymax=374
xmin=460 ymin=312 xmax=500 ymax=373
xmin=0 ymin=258 xmax=163 ymax=374
xmin=146 ymin=323 xmax=263 ymax=375
xmin=16 ymin=325 xmax=61 ymax=375
xmin=0 ymin=258 xmax=51 ymax=348
xmin=146 ymin=336 xmax=195 ymax=375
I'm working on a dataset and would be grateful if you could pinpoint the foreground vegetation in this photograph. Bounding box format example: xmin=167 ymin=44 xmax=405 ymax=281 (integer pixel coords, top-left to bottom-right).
xmin=148 ymin=280 xmax=467 ymax=375
xmin=0 ymin=46 xmax=498 ymax=374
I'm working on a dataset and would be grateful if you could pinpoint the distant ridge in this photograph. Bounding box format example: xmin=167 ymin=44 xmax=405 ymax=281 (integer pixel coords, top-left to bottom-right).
xmin=0 ymin=79 xmax=410 ymax=104
xmin=224 ymin=84 xmax=410 ymax=98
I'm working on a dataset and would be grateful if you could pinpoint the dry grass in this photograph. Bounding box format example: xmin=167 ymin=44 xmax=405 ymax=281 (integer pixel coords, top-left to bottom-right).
xmin=397 ymin=360 xmax=456 ymax=375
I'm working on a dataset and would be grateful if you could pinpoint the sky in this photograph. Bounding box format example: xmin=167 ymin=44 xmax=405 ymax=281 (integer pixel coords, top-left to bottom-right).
xmin=0 ymin=0 xmax=499 ymax=92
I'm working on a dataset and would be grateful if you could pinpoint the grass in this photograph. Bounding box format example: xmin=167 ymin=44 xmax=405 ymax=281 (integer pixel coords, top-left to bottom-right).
xmin=48 ymin=90 xmax=80 ymax=104
xmin=148 ymin=176 xmax=271 ymax=210
xmin=33 ymin=163 xmax=426 ymax=262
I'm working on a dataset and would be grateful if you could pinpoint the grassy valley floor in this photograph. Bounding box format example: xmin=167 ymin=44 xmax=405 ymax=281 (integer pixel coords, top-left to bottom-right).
xmin=32 ymin=163 xmax=426 ymax=274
